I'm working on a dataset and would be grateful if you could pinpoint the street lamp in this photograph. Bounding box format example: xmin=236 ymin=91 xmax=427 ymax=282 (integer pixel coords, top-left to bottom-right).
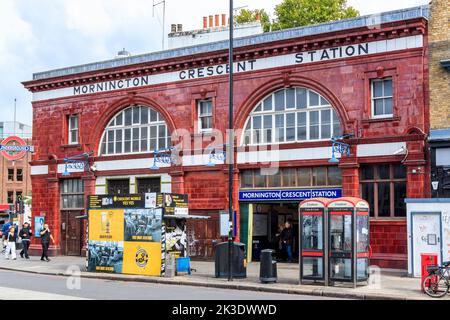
xmin=227 ymin=0 xmax=235 ymax=282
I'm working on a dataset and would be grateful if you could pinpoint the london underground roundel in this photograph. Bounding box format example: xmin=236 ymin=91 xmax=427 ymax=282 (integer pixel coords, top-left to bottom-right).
xmin=0 ymin=136 xmax=34 ymax=161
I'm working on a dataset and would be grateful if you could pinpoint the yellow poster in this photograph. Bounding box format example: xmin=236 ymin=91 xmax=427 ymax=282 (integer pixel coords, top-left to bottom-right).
xmin=89 ymin=209 xmax=124 ymax=242
xmin=122 ymin=242 xmax=162 ymax=276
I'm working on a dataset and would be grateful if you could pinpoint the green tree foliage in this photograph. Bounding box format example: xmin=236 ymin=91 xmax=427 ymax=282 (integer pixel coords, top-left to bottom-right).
xmin=272 ymin=0 xmax=359 ymax=30
xmin=235 ymin=9 xmax=272 ymax=32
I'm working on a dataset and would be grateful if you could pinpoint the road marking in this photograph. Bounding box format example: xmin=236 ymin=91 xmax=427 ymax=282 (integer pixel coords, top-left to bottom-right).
xmin=0 ymin=286 xmax=90 ymax=300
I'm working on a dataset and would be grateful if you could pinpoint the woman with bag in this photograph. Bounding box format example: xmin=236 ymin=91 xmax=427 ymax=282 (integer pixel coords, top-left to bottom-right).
xmin=4 ymin=226 xmax=17 ymax=260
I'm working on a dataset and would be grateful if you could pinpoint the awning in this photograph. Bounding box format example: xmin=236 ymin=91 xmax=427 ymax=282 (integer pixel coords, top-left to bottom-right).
xmin=0 ymin=204 xmax=10 ymax=212
xmin=429 ymin=128 xmax=450 ymax=142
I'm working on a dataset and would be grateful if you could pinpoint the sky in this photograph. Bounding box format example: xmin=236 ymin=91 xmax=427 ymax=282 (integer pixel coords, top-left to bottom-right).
xmin=0 ymin=0 xmax=429 ymax=128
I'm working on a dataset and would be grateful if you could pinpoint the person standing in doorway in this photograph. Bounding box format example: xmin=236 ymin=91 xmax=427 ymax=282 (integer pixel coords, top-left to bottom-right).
xmin=40 ymin=224 xmax=55 ymax=262
xmin=4 ymin=226 xmax=17 ymax=260
xmin=19 ymin=222 xmax=32 ymax=259
xmin=280 ymin=221 xmax=294 ymax=262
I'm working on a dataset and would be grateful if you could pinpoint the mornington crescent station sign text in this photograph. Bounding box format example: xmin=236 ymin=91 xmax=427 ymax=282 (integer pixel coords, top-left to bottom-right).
xmin=32 ymin=35 xmax=423 ymax=101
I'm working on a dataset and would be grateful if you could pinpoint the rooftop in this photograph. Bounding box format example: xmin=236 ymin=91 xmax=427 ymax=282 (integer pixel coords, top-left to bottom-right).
xmin=31 ymin=5 xmax=429 ymax=81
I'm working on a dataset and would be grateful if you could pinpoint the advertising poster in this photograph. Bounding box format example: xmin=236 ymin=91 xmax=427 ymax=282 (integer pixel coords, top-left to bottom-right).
xmin=88 ymin=209 xmax=124 ymax=241
xmin=34 ymin=216 xmax=44 ymax=238
xmin=157 ymin=193 xmax=188 ymax=215
xmin=87 ymin=241 xmax=124 ymax=273
xmin=122 ymin=242 xmax=162 ymax=276
xmin=165 ymin=219 xmax=187 ymax=258
xmin=124 ymin=208 xmax=162 ymax=242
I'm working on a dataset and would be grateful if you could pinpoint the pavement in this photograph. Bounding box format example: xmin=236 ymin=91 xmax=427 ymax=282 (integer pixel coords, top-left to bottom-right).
xmin=0 ymin=255 xmax=445 ymax=300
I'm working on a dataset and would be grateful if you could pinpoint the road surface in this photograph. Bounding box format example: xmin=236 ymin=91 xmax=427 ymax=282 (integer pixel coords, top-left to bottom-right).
xmin=0 ymin=270 xmax=339 ymax=300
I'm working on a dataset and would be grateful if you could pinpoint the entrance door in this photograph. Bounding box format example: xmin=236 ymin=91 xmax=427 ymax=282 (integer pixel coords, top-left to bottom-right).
xmin=412 ymin=213 xmax=442 ymax=277
xmin=137 ymin=177 xmax=161 ymax=193
xmin=61 ymin=211 xmax=83 ymax=256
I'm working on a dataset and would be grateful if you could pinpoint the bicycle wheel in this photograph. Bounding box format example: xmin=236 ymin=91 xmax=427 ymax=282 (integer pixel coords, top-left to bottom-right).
xmin=423 ymin=274 xmax=449 ymax=298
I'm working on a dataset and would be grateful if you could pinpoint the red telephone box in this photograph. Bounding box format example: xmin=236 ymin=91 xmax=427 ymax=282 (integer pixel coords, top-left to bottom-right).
xmin=327 ymin=197 xmax=370 ymax=288
xmin=299 ymin=198 xmax=331 ymax=285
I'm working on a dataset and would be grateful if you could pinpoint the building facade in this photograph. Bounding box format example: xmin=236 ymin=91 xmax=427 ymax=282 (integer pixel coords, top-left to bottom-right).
xmin=428 ymin=0 xmax=450 ymax=198
xmin=23 ymin=6 xmax=430 ymax=268
xmin=0 ymin=122 xmax=33 ymax=226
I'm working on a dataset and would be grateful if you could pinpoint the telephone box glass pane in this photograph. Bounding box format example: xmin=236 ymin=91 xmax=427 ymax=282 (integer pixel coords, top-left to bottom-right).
xmin=330 ymin=215 xmax=352 ymax=252
xmin=330 ymin=258 xmax=352 ymax=280
xmin=357 ymin=215 xmax=369 ymax=252
xmin=357 ymin=258 xmax=369 ymax=280
xmin=303 ymin=257 xmax=323 ymax=278
xmin=302 ymin=215 xmax=323 ymax=250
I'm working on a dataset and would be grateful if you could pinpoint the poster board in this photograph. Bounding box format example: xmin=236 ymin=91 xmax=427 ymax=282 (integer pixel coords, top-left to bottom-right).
xmin=87 ymin=194 xmax=163 ymax=276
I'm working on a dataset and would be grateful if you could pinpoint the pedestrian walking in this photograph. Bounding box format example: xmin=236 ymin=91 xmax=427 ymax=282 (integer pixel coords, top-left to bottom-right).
xmin=4 ymin=226 xmax=17 ymax=260
xmin=280 ymin=221 xmax=294 ymax=263
xmin=19 ymin=222 xmax=32 ymax=259
xmin=40 ymin=224 xmax=55 ymax=262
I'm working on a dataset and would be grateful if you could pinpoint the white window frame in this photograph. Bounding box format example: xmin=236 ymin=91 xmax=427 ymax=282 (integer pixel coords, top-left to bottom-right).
xmin=197 ymin=99 xmax=213 ymax=133
xmin=99 ymin=105 xmax=170 ymax=156
xmin=68 ymin=115 xmax=79 ymax=145
xmin=242 ymin=88 xmax=341 ymax=146
xmin=371 ymin=77 xmax=393 ymax=119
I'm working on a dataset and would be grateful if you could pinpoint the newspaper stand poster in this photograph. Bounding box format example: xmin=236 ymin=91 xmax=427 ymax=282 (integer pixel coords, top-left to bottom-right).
xmin=87 ymin=194 xmax=163 ymax=276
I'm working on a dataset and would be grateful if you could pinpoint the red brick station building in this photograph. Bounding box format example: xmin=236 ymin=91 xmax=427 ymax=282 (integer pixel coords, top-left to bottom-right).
xmin=23 ymin=6 xmax=430 ymax=269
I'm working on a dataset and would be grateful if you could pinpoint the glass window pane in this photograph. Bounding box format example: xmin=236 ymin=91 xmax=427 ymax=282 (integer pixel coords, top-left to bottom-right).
xmin=267 ymin=170 xmax=281 ymax=187
xmin=309 ymin=91 xmax=319 ymax=106
xmin=253 ymin=116 xmax=262 ymax=129
xmin=150 ymin=110 xmax=158 ymax=122
xmin=141 ymin=107 xmax=148 ymax=124
xmin=254 ymin=172 xmax=266 ymax=188
xmin=312 ymin=167 xmax=327 ymax=186
xmin=321 ymin=97 xmax=330 ymax=105
xmin=384 ymin=79 xmax=392 ymax=96
xmin=373 ymin=81 xmax=383 ymax=97
xmin=282 ymin=168 xmax=296 ymax=187
xmin=378 ymin=164 xmax=390 ymax=179
xmin=274 ymin=90 xmax=285 ymax=111
xmin=393 ymin=164 xmax=406 ymax=179
xmin=361 ymin=183 xmax=374 ymax=217
xmin=254 ymin=103 xmax=262 ymax=112
xmin=263 ymin=115 xmax=272 ymax=129
xmin=296 ymin=88 xmax=307 ymax=109
xmin=321 ymin=109 xmax=331 ymax=139
xmin=302 ymin=215 xmax=323 ymax=250
xmin=116 ymin=112 xmax=123 ymax=126
xmin=394 ymin=182 xmax=407 ymax=217
xmin=297 ymin=112 xmax=307 ymax=141
xmin=384 ymin=98 xmax=393 ymax=115
xmin=328 ymin=167 xmax=342 ymax=186
xmin=297 ymin=168 xmax=311 ymax=186
xmin=124 ymin=108 xmax=132 ymax=125
xmin=241 ymin=171 xmax=253 ymax=188
xmin=286 ymin=88 xmax=295 ymax=108
xmin=133 ymin=106 xmax=140 ymax=124
xmin=360 ymin=165 xmax=374 ymax=180
xmin=263 ymin=96 xmax=272 ymax=111
xmin=286 ymin=113 xmax=295 ymax=127
xmin=332 ymin=110 xmax=342 ymax=137
xmin=374 ymin=99 xmax=384 ymax=115
xmin=377 ymin=182 xmax=391 ymax=217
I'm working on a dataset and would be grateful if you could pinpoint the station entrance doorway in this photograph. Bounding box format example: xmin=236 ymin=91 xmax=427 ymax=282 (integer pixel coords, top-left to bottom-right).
xmin=246 ymin=202 xmax=299 ymax=262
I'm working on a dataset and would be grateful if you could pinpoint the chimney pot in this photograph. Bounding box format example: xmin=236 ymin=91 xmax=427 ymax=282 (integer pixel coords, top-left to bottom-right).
xmin=203 ymin=17 xmax=208 ymax=29
xmin=222 ymin=14 xmax=226 ymax=27
xmin=171 ymin=24 xmax=177 ymax=33
xmin=215 ymin=14 xmax=219 ymax=28
xmin=209 ymin=15 xmax=213 ymax=28
xmin=177 ymin=24 xmax=182 ymax=32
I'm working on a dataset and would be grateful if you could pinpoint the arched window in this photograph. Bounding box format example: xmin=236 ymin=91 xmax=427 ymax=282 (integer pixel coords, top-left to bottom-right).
xmin=242 ymin=87 xmax=342 ymax=145
xmin=99 ymin=105 xmax=171 ymax=155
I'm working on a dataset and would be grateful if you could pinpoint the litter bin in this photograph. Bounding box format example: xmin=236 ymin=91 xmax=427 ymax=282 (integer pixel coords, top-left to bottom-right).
xmin=176 ymin=257 xmax=191 ymax=276
xmin=215 ymin=242 xmax=247 ymax=278
xmin=421 ymin=253 xmax=438 ymax=292
xmin=260 ymin=249 xmax=277 ymax=283
xmin=165 ymin=254 xmax=176 ymax=278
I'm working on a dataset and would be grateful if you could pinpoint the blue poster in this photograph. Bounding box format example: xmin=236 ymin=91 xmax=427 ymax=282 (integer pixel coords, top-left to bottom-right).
xmin=34 ymin=216 xmax=44 ymax=238
xmin=239 ymin=188 xmax=342 ymax=202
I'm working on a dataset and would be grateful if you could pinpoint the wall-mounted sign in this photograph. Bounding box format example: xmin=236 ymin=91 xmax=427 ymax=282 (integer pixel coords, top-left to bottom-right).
xmin=32 ymin=35 xmax=423 ymax=102
xmin=157 ymin=193 xmax=189 ymax=216
xmin=0 ymin=136 xmax=34 ymax=160
xmin=239 ymin=188 xmax=342 ymax=202
xmin=88 ymin=194 xmax=146 ymax=209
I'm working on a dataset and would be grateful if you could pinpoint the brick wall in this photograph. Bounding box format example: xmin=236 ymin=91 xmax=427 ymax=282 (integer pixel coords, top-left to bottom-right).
xmin=429 ymin=0 xmax=450 ymax=130
xmin=370 ymin=220 xmax=407 ymax=269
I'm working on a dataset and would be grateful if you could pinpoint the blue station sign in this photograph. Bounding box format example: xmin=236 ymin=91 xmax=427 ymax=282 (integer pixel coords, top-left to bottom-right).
xmin=239 ymin=188 xmax=342 ymax=202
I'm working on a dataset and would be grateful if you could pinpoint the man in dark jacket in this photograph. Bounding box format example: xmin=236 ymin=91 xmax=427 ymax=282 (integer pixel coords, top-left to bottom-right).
xmin=19 ymin=222 xmax=32 ymax=259
xmin=280 ymin=221 xmax=294 ymax=262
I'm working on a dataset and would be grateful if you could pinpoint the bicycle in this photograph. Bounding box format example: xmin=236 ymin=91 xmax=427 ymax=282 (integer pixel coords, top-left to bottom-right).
xmin=423 ymin=261 xmax=450 ymax=298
